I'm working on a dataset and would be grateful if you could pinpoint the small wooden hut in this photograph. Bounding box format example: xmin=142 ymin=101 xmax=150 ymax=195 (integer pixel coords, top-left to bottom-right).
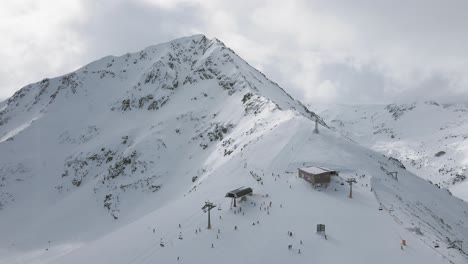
xmin=298 ymin=166 xmax=337 ymax=187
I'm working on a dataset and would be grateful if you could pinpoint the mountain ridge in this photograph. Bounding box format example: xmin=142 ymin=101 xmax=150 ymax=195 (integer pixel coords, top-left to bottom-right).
xmin=313 ymin=101 xmax=468 ymax=201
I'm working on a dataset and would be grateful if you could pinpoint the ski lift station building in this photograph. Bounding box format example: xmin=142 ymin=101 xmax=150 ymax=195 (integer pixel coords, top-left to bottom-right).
xmin=225 ymin=187 xmax=253 ymax=199
xmin=225 ymin=187 xmax=253 ymax=207
xmin=298 ymin=166 xmax=337 ymax=186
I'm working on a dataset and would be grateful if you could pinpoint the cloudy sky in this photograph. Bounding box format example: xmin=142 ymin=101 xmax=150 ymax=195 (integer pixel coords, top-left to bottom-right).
xmin=2 ymin=0 xmax=468 ymax=104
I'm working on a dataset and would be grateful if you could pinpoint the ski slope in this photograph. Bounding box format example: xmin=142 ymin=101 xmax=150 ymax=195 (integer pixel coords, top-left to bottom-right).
xmin=0 ymin=35 xmax=467 ymax=264
xmin=3 ymin=115 xmax=467 ymax=264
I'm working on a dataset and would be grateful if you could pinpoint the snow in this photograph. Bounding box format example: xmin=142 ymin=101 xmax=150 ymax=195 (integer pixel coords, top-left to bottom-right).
xmin=0 ymin=35 xmax=466 ymax=264
xmin=0 ymin=116 xmax=41 ymax=143
xmin=313 ymin=102 xmax=468 ymax=201
xmin=299 ymin=166 xmax=333 ymax=174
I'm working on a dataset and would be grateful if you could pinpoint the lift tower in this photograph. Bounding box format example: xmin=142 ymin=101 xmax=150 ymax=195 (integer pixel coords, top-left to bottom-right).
xmin=346 ymin=178 xmax=357 ymax=199
xmin=202 ymin=201 xmax=216 ymax=229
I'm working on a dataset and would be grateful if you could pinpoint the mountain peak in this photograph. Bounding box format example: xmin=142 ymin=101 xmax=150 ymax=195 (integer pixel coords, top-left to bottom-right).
xmin=1 ymin=34 xmax=322 ymax=128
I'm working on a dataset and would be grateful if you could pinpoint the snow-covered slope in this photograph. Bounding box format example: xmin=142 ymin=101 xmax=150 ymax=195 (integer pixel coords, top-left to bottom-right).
xmin=0 ymin=35 xmax=467 ymax=264
xmin=313 ymin=102 xmax=468 ymax=201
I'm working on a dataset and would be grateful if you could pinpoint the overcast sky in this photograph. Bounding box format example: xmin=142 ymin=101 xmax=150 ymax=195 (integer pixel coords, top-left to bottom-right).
xmin=2 ymin=0 xmax=468 ymax=104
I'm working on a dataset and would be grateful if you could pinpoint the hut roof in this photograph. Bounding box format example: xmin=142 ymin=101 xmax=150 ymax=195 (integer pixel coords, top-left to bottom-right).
xmin=299 ymin=166 xmax=334 ymax=175
xmin=225 ymin=187 xmax=253 ymax=198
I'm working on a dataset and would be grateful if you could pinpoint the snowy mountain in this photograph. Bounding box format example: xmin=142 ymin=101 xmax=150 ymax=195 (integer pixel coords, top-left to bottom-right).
xmin=1 ymin=35 xmax=467 ymax=264
xmin=313 ymin=102 xmax=468 ymax=201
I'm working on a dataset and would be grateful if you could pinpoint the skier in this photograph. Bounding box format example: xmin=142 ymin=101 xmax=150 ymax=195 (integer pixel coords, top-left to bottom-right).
xmin=179 ymin=224 xmax=181 ymax=228
xmin=212 ymin=243 xmax=214 ymax=248
xmin=298 ymin=249 xmax=301 ymax=254
xmin=153 ymin=228 xmax=155 ymax=233
xmin=234 ymin=226 xmax=237 ymax=230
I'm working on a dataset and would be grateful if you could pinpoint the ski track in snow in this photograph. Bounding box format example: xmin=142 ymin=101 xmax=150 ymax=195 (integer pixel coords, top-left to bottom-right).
xmin=0 ymin=116 xmax=41 ymax=143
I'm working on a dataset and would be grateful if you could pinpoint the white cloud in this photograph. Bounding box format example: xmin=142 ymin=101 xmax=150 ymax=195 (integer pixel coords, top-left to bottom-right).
xmin=0 ymin=0 xmax=85 ymax=99
xmin=1 ymin=0 xmax=467 ymax=104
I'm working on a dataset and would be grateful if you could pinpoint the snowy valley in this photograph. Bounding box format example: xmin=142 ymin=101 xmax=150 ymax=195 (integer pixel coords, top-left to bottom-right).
xmin=0 ymin=35 xmax=467 ymax=264
xmin=313 ymin=102 xmax=468 ymax=201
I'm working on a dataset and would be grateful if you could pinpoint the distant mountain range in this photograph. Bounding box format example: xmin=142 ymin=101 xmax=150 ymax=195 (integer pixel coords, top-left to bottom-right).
xmin=313 ymin=101 xmax=468 ymax=201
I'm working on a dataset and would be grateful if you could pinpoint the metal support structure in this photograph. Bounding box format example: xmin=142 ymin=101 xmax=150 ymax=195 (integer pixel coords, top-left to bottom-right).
xmin=313 ymin=117 xmax=319 ymax=134
xmin=448 ymin=239 xmax=463 ymax=251
xmin=202 ymin=201 xmax=216 ymax=229
xmin=346 ymin=178 xmax=357 ymax=199
xmin=388 ymin=172 xmax=398 ymax=181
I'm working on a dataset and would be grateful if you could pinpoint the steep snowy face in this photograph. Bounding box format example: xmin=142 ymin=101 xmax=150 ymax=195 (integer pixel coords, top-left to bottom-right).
xmin=0 ymin=35 xmax=323 ymax=240
xmin=313 ymin=101 xmax=468 ymax=200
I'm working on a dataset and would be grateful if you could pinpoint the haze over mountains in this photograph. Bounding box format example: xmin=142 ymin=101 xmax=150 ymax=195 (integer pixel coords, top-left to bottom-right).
xmin=0 ymin=35 xmax=467 ymax=264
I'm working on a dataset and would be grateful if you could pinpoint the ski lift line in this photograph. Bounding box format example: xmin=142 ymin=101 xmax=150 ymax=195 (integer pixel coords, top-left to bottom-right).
xmin=383 ymin=201 xmax=456 ymax=259
xmin=129 ymin=213 xmax=206 ymax=264
xmin=371 ymin=189 xmax=406 ymax=242
xmin=126 ymin=199 xmax=232 ymax=264
xmin=125 ymin=237 xmax=166 ymax=264
xmin=124 ymin=192 xmax=243 ymax=264
xmin=133 ymin=190 xmax=278 ymax=264
xmin=138 ymin=210 xmax=218 ymax=264
xmin=373 ymin=193 xmax=455 ymax=262
xmin=125 ymin=206 xmax=208 ymax=264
